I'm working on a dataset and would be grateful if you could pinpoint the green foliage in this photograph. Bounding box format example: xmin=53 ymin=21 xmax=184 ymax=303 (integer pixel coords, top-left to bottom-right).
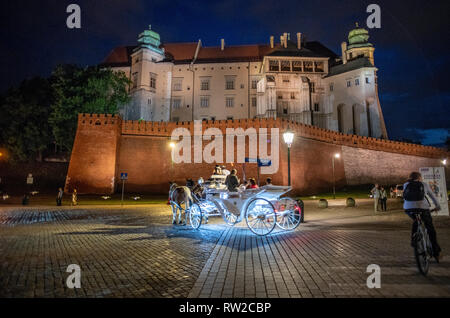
xmin=49 ymin=65 xmax=131 ymax=152
xmin=0 ymin=77 xmax=53 ymax=162
xmin=0 ymin=64 xmax=131 ymax=161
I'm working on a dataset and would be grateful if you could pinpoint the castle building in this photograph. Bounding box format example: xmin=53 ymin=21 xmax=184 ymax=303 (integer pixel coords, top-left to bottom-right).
xmin=101 ymin=24 xmax=388 ymax=139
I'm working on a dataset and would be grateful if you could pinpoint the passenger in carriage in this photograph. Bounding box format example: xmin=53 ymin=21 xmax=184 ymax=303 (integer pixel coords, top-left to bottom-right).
xmin=225 ymin=169 xmax=240 ymax=192
xmin=239 ymin=180 xmax=249 ymax=192
xmin=265 ymin=177 xmax=273 ymax=186
xmin=249 ymin=178 xmax=259 ymax=189
xmin=213 ymin=165 xmax=222 ymax=175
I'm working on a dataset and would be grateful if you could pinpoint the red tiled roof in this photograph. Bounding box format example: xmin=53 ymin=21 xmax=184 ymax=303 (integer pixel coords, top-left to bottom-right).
xmin=100 ymin=41 xmax=336 ymax=66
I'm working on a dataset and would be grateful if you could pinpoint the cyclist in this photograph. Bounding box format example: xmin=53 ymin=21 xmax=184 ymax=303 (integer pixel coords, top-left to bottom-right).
xmin=403 ymin=172 xmax=442 ymax=261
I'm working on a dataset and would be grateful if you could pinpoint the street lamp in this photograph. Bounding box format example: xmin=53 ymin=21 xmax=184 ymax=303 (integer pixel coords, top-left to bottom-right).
xmin=283 ymin=129 xmax=294 ymax=186
xmin=442 ymin=159 xmax=447 ymax=166
xmin=332 ymin=153 xmax=340 ymax=199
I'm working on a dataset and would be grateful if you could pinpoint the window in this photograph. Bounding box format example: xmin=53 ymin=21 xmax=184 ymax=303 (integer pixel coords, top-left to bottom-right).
xmin=201 ymin=79 xmax=210 ymax=90
xmin=172 ymin=98 xmax=181 ymax=109
xmin=282 ymin=76 xmax=290 ymax=83
xmin=150 ymin=73 xmax=157 ymax=89
xmin=227 ymin=116 xmax=233 ymax=120
xmin=251 ymin=97 xmax=257 ymax=107
xmin=226 ymin=97 xmax=234 ymax=107
xmin=304 ymin=61 xmax=313 ymax=72
xmin=282 ymin=101 xmax=288 ymax=115
xmin=240 ymin=84 xmax=245 ymax=89
xmin=347 ymin=80 xmax=351 ymax=87
xmin=225 ymin=78 xmax=235 ymax=90
xmin=269 ymin=60 xmax=279 ymax=71
xmin=310 ymin=82 xmax=315 ymax=93
xmin=277 ymin=94 xmax=283 ymax=100
xmin=281 ymin=60 xmax=291 ymax=72
xmin=314 ymin=61 xmax=324 ymax=72
xmin=330 ymin=83 xmax=334 ymax=92
xmin=355 ymin=78 xmax=360 ymax=86
xmin=349 ymin=52 xmax=353 ymax=59
xmin=314 ymin=103 xmax=320 ymax=112
xmin=200 ymin=96 xmax=209 ymax=108
xmin=292 ymin=60 xmax=302 ymax=72
xmin=365 ymin=77 xmax=370 ymax=84
xmin=290 ymin=92 xmax=296 ymax=99
xmin=132 ymin=73 xmax=138 ymax=89
xmin=251 ymin=80 xmax=258 ymax=89
xmin=173 ymin=78 xmax=183 ymax=91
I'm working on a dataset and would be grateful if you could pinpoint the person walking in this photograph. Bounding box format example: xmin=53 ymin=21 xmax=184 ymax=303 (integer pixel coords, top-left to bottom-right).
xmin=56 ymin=188 xmax=63 ymax=206
xmin=380 ymin=186 xmax=387 ymax=211
xmin=225 ymin=169 xmax=239 ymax=192
xmin=71 ymin=189 xmax=78 ymax=206
xmin=370 ymin=184 xmax=380 ymax=212
xmin=403 ymin=171 xmax=442 ymax=261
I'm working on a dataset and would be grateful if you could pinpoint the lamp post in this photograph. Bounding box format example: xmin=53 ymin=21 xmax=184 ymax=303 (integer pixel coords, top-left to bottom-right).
xmin=332 ymin=153 xmax=340 ymax=199
xmin=283 ymin=130 xmax=294 ymax=186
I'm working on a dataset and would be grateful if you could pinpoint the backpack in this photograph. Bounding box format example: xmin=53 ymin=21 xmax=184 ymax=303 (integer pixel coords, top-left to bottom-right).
xmin=403 ymin=181 xmax=425 ymax=201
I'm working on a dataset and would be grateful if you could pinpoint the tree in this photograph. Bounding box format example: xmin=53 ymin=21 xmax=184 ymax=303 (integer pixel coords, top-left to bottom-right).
xmin=0 ymin=77 xmax=53 ymax=162
xmin=49 ymin=64 xmax=131 ymax=152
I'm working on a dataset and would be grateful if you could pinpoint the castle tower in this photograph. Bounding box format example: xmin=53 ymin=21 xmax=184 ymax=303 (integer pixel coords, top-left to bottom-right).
xmin=344 ymin=23 xmax=375 ymax=65
xmin=124 ymin=25 xmax=172 ymax=121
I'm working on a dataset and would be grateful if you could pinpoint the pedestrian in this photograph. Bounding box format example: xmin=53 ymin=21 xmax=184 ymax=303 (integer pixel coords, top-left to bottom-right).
xmin=225 ymin=169 xmax=240 ymax=192
xmin=249 ymin=178 xmax=259 ymax=189
xmin=380 ymin=186 xmax=387 ymax=211
xmin=370 ymin=184 xmax=380 ymax=212
xmin=72 ymin=189 xmax=78 ymax=206
xmin=265 ymin=177 xmax=273 ymax=186
xmin=56 ymin=187 xmax=63 ymax=206
xmin=403 ymin=171 xmax=442 ymax=261
xmin=390 ymin=186 xmax=395 ymax=199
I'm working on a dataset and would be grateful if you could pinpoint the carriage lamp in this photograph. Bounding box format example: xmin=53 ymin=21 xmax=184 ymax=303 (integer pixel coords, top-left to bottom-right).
xmin=442 ymin=159 xmax=447 ymax=165
xmin=332 ymin=153 xmax=341 ymax=199
xmin=283 ymin=130 xmax=294 ymax=186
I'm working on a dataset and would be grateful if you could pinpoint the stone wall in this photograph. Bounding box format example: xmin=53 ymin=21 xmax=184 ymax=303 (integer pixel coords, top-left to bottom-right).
xmin=64 ymin=114 xmax=448 ymax=195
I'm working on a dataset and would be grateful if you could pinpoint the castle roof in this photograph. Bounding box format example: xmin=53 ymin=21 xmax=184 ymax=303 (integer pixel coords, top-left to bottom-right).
xmin=100 ymin=41 xmax=337 ymax=67
xmin=326 ymin=57 xmax=374 ymax=77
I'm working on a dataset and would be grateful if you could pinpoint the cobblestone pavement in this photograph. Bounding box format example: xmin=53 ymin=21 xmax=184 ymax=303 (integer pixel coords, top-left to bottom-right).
xmin=0 ymin=199 xmax=450 ymax=298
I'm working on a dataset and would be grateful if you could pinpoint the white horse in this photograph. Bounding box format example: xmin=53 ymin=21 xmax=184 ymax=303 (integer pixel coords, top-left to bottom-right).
xmin=168 ymin=182 xmax=193 ymax=225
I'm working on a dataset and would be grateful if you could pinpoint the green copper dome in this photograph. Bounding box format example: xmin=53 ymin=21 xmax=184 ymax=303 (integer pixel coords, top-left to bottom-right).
xmin=347 ymin=22 xmax=373 ymax=49
xmin=137 ymin=25 xmax=164 ymax=55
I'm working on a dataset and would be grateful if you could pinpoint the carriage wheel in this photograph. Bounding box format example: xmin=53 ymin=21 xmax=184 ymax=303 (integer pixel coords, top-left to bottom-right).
xmin=222 ymin=209 xmax=238 ymax=226
xmin=274 ymin=198 xmax=302 ymax=230
xmin=245 ymin=198 xmax=277 ymax=236
xmin=189 ymin=203 xmax=203 ymax=230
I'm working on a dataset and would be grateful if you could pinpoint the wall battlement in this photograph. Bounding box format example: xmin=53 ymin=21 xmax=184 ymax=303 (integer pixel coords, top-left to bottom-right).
xmin=77 ymin=113 xmax=447 ymax=159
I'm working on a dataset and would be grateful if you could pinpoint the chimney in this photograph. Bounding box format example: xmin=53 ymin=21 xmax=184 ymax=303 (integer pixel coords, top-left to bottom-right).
xmin=280 ymin=35 xmax=284 ymax=47
xmin=296 ymin=32 xmax=302 ymax=49
xmin=221 ymin=38 xmax=225 ymax=51
xmin=283 ymin=32 xmax=288 ymax=48
xmin=341 ymin=41 xmax=347 ymax=64
xmin=270 ymin=36 xmax=274 ymax=48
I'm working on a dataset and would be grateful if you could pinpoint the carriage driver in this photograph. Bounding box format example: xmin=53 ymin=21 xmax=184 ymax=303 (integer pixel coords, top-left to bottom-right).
xmin=225 ymin=169 xmax=240 ymax=192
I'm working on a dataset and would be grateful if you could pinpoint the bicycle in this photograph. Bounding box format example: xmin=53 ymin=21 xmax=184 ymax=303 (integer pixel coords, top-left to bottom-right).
xmin=410 ymin=208 xmax=438 ymax=276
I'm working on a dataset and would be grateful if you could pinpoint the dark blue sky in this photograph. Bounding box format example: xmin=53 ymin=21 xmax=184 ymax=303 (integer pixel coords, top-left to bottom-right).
xmin=1 ymin=0 xmax=449 ymax=145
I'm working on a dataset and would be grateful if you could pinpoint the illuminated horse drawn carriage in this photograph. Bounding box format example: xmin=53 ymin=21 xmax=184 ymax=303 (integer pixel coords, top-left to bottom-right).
xmin=170 ymin=175 xmax=302 ymax=236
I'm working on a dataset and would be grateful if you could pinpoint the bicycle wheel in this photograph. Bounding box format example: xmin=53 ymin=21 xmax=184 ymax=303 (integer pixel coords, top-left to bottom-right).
xmin=414 ymin=225 xmax=429 ymax=275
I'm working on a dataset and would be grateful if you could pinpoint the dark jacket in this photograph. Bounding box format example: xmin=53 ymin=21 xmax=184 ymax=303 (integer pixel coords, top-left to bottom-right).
xmin=225 ymin=174 xmax=240 ymax=192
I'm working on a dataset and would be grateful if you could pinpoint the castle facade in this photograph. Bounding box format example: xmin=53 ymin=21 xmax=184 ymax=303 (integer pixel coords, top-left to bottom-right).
xmin=101 ymin=24 xmax=388 ymax=139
